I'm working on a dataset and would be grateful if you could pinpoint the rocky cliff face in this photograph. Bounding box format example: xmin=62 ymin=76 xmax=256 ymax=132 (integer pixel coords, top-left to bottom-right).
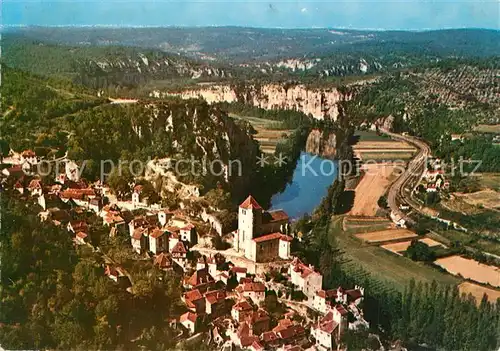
xmin=305 ymin=129 xmax=337 ymax=158
xmin=128 ymin=100 xmax=258 ymax=196
xmin=157 ymin=83 xmax=351 ymax=120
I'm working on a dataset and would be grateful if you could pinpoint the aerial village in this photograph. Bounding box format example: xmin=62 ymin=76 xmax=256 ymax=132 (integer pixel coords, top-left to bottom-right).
xmin=2 ymin=150 xmax=370 ymax=350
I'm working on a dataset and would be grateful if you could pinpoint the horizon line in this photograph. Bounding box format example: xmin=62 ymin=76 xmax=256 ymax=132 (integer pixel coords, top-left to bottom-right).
xmin=2 ymin=24 xmax=499 ymax=32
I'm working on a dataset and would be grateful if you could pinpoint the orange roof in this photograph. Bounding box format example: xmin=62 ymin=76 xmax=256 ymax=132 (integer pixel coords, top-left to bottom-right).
xmin=150 ymin=228 xmax=166 ymax=239
xmin=28 ymin=179 xmax=41 ymax=189
xmin=184 ymin=289 xmax=203 ymax=302
xmin=240 ymin=195 xmax=262 ymax=210
xmin=21 ymin=149 xmax=36 ymax=157
xmin=171 ymin=241 xmax=187 ymax=254
xmin=233 ymin=299 xmax=253 ymax=311
xmin=205 ymin=289 xmax=226 ymax=304
xmin=236 ymin=282 xmax=265 ymax=293
xmin=253 ymin=232 xmax=291 ymax=243
xmin=76 ymin=231 xmax=87 ymax=239
xmin=187 ymin=268 xmax=214 ymax=287
xmin=261 ymin=331 xmax=278 ymax=343
xmin=315 ymin=311 xmax=339 ymax=334
xmin=180 ymin=311 xmax=197 ymax=323
xmin=335 ymin=304 xmax=348 ymax=315
xmin=247 ymin=309 xmax=269 ymax=324
xmin=267 ymin=210 xmax=289 ymax=222
xmin=154 ymin=253 xmax=173 ymax=269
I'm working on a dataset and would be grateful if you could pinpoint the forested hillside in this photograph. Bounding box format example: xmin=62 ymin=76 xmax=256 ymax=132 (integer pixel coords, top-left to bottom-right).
xmin=2 ymin=35 xmax=234 ymax=90
xmin=1 ymin=67 xmax=260 ymax=194
xmin=345 ymin=60 xmax=500 ymax=171
xmin=8 ymin=27 xmax=500 ymax=61
xmin=0 ymin=194 xmax=182 ymax=350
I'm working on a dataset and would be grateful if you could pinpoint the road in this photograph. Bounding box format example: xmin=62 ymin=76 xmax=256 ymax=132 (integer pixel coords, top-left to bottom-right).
xmin=381 ymin=129 xmax=431 ymax=225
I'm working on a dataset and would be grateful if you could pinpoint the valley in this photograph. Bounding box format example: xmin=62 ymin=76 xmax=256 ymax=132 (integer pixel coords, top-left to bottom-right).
xmin=1 ymin=23 xmax=499 ymax=351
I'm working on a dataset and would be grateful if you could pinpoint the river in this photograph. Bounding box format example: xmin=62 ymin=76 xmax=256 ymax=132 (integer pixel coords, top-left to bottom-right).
xmin=270 ymin=152 xmax=338 ymax=219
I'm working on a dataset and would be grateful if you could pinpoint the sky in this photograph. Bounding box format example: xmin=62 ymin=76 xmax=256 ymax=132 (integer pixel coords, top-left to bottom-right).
xmin=2 ymin=0 xmax=499 ymax=30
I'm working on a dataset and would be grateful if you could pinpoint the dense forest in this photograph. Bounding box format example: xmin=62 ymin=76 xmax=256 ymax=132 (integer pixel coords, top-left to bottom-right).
xmin=0 ymin=194 xmax=183 ymax=350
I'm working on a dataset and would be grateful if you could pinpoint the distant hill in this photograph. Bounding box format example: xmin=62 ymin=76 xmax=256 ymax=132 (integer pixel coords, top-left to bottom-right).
xmin=5 ymin=26 xmax=500 ymax=62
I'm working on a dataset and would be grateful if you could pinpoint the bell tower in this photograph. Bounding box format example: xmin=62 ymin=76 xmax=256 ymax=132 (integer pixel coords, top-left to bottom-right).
xmin=237 ymin=195 xmax=263 ymax=253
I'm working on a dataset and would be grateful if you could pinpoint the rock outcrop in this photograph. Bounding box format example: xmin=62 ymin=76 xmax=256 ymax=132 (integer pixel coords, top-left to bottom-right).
xmin=158 ymin=83 xmax=351 ymax=120
xmin=305 ymin=129 xmax=337 ymax=158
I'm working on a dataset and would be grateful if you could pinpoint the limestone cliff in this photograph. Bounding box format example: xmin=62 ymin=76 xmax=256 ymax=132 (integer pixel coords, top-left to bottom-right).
xmin=155 ymin=83 xmax=351 ymax=121
xmin=305 ymin=129 xmax=337 ymax=158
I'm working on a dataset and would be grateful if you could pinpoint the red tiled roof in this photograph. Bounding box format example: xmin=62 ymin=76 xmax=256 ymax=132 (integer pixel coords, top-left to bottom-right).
xmin=272 ymin=318 xmax=293 ymax=333
xmin=171 ymin=241 xmax=187 ymax=254
xmin=233 ymin=300 xmax=253 ymax=312
xmin=251 ymin=340 xmax=264 ymax=351
xmin=150 ymin=228 xmax=166 ymax=239
xmin=253 ymin=232 xmax=282 ymax=243
xmin=166 ymin=226 xmax=181 ymax=233
xmin=69 ymin=220 xmax=88 ymax=232
xmin=187 ymin=268 xmax=214 ymax=287
xmin=345 ymin=289 xmax=363 ymax=301
xmin=248 ymin=309 xmax=269 ymax=324
xmin=240 ymin=336 xmax=259 ymax=348
xmin=180 ymin=311 xmax=197 ymax=323
xmin=76 ymin=231 xmax=87 ymax=239
xmin=240 ymin=195 xmax=262 ymax=210
xmin=21 ymin=149 xmax=36 ymax=157
xmin=335 ymin=304 xmax=348 ymax=315
xmin=275 ymin=325 xmax=305 ymax=340
xmin=317 ymin=289 xmax=337 ymax=299
xmin=236 ymin=282 xmax=265 ymax=293
xmin=260 ymin=331 xmax=278 ymax=343
xmin=316 ymin=311 xmax=339 ymax=334
xmin=28 ymin=179 xmax=41 ymax=189
xmin=154 ymin=253 xmax=173 ymax=269
xmin=184 ymin=289 xmax=203 ymax=302
xmin=205 ymin=289 xmax=226 ymax=304
xmin=104 ymin=214 xmax=124 ymax=224
xmin=133 ymin=185 xmax=143 ymax=193
xmin=292 ymin=258 xmax=320 ymax=279
xmin=267 ymin=210 xmax=289 ymax=222
xmin=237 ymin=322 xmax=251 ymax=339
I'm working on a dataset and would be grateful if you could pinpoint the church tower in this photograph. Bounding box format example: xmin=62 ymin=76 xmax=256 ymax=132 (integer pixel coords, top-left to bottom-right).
xmin=237 ymin=195 xmax=263 ymax=254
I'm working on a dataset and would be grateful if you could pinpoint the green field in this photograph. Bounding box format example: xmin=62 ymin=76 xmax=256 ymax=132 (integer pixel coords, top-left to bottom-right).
xmin=331 ymin=217 xmax=460 ymax=291
xmin=357 ymin=151 xmax=414 ymax=160
xmin=429 ymin=229 xmax=500 ymax=256
xmin=229 ymin=114 xmax=291 ymax=153
xmin=354 ymin=129 xmax=392 ymax=142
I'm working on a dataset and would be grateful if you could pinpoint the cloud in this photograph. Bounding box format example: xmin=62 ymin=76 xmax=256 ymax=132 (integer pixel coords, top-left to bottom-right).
xmin=300 ymin=7 xmax=307 ymax=13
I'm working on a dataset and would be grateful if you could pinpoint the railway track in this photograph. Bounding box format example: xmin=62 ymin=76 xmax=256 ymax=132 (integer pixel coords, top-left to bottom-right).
xmin=381 ymin=129 xmax=431 ymax=225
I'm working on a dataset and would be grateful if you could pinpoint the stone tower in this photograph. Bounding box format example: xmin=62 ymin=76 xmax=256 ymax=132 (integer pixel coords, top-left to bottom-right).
xmin=237 ymin=195 xmax=262 ymax=254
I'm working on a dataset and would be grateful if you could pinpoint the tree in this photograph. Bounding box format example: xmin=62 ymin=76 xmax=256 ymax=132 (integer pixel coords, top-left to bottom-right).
xmin=107 ymin=166 xmax=133 ymax=200
xmin=0 ymin=138 xmax=10 ymax=162
xmin=405 ymin=240 xmax=435 ymax=262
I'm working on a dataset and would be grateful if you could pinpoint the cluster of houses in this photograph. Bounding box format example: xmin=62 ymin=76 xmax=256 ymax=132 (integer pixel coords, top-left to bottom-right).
xmin=175 ymin=250 xmax=367 ymax=351
xmin=421 ymin=158 xmax=449 ymax=193
xmin=2 ymin=153 xmax=369 ymax=350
